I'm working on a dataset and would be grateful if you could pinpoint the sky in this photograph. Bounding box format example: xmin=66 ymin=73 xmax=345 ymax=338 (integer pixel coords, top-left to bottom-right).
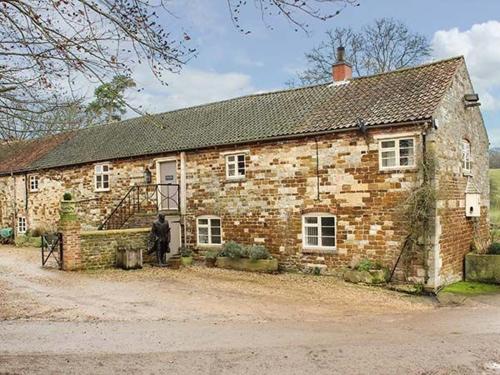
xmin=106 ymin=0 xmax=500 ymax=147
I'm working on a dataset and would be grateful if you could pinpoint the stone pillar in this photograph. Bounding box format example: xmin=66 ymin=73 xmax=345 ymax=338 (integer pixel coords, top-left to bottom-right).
xmin=58 ymin=197 xmax=81 ymax=271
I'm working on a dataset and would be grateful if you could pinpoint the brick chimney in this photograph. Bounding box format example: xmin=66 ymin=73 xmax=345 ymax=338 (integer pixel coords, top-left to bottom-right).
xmin=332 ymin=47 xmax=352 ymax=82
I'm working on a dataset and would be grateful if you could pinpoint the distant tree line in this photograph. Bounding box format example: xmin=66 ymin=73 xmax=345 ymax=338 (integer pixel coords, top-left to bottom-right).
xmin=490 ymin=149 xmax=500 ymax=169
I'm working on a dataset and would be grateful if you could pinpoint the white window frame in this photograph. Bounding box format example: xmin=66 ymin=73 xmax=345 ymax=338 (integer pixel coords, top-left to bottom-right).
xmin=17 ymin=217 xmax=27 ymax=234
xmin=196 ymin=215 xmax=222 ymax=247
xmin=29 ymin=175 xmax=39 ymax=192
xmin=462 ymin=139 xmax=471 ymax=174
xmin=225 ymin=153 xmax=246 ymax=179
xmin=302 ymin=213 xmax=337 ymax=251
xmin=94 ymin=164 xmax=111 ymax=192
xmin=378 ymin=137 xmax=416 ymax=171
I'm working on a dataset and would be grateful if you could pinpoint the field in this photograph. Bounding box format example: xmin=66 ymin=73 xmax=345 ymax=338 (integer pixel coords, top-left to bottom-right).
xmin=491 ymin=169 xmax=500 ymax=227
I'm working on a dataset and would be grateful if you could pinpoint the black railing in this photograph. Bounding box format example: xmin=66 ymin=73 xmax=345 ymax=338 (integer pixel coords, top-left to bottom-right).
xmin=98 ymin=183 xmax=180 ymax=230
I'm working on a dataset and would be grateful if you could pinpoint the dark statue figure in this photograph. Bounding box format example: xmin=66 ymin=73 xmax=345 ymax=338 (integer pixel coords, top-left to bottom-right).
xmin=148 ymin=213 xmax=171 ymax=266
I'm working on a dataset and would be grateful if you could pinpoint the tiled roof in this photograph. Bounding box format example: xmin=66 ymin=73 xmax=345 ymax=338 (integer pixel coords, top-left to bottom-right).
xmin=3 ymin=57 xmax=463 ymax=174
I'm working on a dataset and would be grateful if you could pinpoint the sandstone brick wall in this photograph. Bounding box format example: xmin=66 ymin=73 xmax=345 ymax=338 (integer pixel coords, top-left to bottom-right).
xmin=0 ymin=154 xmax=177 ymax=232
xmin=430 ymin=62 xmax=490 ymax=286
xmin=185 ymin=126 xmax=423 ymax=277
xmin=79 ymin=228 xmax=150 ymax=270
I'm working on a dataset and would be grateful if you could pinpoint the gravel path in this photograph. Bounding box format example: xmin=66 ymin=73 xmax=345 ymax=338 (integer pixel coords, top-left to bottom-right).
xmin=0 ymin=246 xmax=431 ymax=323
xmin=1 ymin=245 xmax=499 ymax=374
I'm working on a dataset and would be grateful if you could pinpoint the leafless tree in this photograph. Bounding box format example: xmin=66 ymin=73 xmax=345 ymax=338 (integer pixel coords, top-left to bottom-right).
xmin=0 ymin=0 xmax=358 ymax=140
xmin=292 ymin=18 xmax=431 ymax=86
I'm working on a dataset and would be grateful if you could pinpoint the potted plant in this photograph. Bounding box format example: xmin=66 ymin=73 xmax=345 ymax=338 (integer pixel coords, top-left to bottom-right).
xmin=216 ymin=241 xmax=278 ymax=273
xmin=204 ymin=250 xmax=218 ymax=268
xmin=180 ymin=246 xmax=193 ymax=266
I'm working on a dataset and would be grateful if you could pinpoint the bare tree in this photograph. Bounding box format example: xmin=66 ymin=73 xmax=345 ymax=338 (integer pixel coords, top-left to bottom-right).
xmin=0 ymin=0 xmax=357 ymax=140
xmin=293 ymin=18 xmax=431 ymax=86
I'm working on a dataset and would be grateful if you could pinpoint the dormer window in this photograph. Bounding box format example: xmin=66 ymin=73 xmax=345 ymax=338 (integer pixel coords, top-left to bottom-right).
xmin=462 ymin=140 xmax=471 ymax=174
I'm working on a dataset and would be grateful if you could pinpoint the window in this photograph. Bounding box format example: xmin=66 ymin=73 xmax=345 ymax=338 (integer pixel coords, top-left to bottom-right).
xmin=95 ymin=164 xmax=110 ymax=191
xmin=462 ymin=140 xmax=471 ymax=174
xmin=29 ymin=175 xmax=39 ymax=192
xmin=302 ymin=214 xmax=336 ymax=250
xmin=226 ymin=154 xmax=246 ymax=179
xmin=17 ymin=217 xmax=27 ymax=234
xmin=379 ymin=138 xmax=415 ymax=170
xmin=197 ymin=216 xmax=222 ymax=246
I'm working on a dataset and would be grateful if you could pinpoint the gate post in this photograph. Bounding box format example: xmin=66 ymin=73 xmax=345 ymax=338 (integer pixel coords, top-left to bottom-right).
xmin=58 ymin=195 xmax=81 ymax=271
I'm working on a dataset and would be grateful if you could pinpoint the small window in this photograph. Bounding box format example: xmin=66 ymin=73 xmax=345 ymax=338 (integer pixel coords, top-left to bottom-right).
xmin=95 ymin=164 xmax=110 ymax=191
xmin=226 ymin=154 xmax=246 ymax=179
xmin=29 ymin=175 xmax=39 ymax=192
xmin=462 ymin=140 xmax=471 ymax=174
xmin=379 ymin=138 xmax=415 ymax=170
xmin=17 ymin=217 xmax=27 ymax=234
xmin=197 ymin=216 xmax=222 ymax=246
xmin=302 ymin=214 xmax=336 ymax=250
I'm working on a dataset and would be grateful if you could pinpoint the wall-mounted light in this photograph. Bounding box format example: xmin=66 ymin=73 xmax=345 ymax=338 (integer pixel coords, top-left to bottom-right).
xmin=143 ymin=167 xmax=152 ymax=184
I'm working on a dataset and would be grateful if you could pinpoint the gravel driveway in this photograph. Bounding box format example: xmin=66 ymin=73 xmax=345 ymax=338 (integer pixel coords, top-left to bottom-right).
xmin=1 ymin=245 xmax=500 ymax=375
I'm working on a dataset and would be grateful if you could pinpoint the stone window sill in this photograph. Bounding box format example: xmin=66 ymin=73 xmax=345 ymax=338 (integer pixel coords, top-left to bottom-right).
xmin=302 ymin=248 xmax=337 ymax=255
xmin=224 ymin=178 xmax=246 ymax=184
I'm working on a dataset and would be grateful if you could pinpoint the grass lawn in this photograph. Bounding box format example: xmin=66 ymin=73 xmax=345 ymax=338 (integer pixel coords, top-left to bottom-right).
xmin=442 ymin=281 xmax=500 ymax=295
xmin=491 ymin=169 xmax=500 ymax=227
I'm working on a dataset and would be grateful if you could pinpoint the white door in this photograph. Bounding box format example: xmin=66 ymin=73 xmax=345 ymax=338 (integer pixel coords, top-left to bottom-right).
xmin=158 ymin=161 xmax=179 ymax=211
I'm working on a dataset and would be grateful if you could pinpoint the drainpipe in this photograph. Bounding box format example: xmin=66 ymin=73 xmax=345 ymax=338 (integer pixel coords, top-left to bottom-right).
xmin=315 ymin=137 xmax=320 ymax=201
xmin=11 ymin=170 xmax=16 ymax=238
xmin=180 ymin=152 xmax=187 ymax=247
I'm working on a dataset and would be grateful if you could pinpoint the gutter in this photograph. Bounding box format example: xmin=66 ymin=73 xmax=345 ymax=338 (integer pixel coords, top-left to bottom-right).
xmin=0 ymin=119 xmax=431 ymax=178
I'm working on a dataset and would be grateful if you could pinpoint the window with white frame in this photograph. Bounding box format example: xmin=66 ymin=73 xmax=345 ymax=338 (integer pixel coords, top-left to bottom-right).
xmin=302 ymin=213 xmax=336 ymax=250
xmin=29 ymin=175 xmax=39 ymax=192
xmin=379 ymin=138 xmax=415 ymax=169
xmin=226 ymin=154 xmax=246 ymax=179
xmin=462 ymin=139 xmax=471 ymax=173
xmin=94 ymin=164 xmax=110 ymax=191
xmin=17 ymin=217 xmax=27 ymax=234
xmin=197 ymin=216 xmax=222 ymax=246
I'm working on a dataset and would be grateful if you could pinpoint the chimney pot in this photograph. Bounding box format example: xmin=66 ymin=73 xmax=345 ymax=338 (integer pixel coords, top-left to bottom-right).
xmin=332 ymin=46 xmax=352 ymax=82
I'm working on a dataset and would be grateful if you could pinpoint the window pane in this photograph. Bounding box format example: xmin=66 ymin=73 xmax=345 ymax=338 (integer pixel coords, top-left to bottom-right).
xmin=321 ymin=217 xmax=335 ymax=227
xmin=210 ymin=219 xmax=221 ymax=227
xmin=399 ymin=148 xmax=411 ymax=157
xmin=199 ymin=234 xmax=209 ymax=244
xmin=198 ymin=219 xmax=208 ymax=225
xmin=237 ymin=155 xmax=245 ymax=162
xmin=305 ymin=226 xmax=319 ymax=246
xmin=228 ymin=164 xmax=236 ymax=176
xmin=382 ymin=157 xmax=396 ymax=167
xmin=306 ymin=235 xmax=319 ymax=246
xmin=304 ymin=217 xmax=317 ymax=224
xmin=322 ymin=236 xmax=335 ymax=247
xmin=399 ymin=139 xmax=413 ymax=148
xmin=381 ymin=140 xmax=395 ymax=148
xmin=95 ymin=165 xmax=102 ymax=173
xmin=199 ymin=227 xmax=208 ymax=235
xmin=102 ymin=165 xmax=109 ymax=172
xmin=322 ymin=226 xmax=335 ymax=236
xmin=211 ymin=227 xmax=221 ymax=236
xmin=211 ymin=235 xmax=221 ymax=244
xmin=227 ymin=155 xmax=235 ymax=162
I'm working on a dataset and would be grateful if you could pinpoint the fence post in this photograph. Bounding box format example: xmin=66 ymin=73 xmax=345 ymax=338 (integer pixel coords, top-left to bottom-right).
xmin=58 ymin=196 xmax=82 ymax=271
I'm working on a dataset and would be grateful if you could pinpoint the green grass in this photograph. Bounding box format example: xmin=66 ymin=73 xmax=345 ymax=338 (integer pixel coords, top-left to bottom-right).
xmin=442 ymin=281 xmax=500 ymax=295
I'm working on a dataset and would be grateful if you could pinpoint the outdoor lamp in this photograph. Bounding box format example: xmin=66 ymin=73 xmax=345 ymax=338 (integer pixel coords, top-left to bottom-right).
xmin=143 ymin=167 xmax=152 ymax=184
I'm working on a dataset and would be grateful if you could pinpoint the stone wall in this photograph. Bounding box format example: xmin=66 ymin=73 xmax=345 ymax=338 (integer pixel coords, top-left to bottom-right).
xmin=430 ymin=62 xmax=490 ymax=287
xmin=79 ymin=228 xmax=150 ymax=270
xmin=185 ymin=126 xmax=423 ymax=278
xmin=0 ymin=154 xmax=178 ymax=232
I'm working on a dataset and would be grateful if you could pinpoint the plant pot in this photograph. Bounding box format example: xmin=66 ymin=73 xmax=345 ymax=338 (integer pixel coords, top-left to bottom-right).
xmin=181 ymin=256 xmax=193 ymax=266
xmin=205 ymin=257 xmax=217 ymax=268
xmin=215 ymin=257 xmax=278 ymax=273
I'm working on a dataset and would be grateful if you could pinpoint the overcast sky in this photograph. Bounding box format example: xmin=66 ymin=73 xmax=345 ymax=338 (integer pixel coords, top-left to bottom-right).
xmin=93 ymin=0 xmax=500 ymax=147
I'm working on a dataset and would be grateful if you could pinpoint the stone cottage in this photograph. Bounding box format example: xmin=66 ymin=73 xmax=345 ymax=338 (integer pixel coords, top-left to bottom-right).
xmin=0 ymin=53 xmax=490 ymax=288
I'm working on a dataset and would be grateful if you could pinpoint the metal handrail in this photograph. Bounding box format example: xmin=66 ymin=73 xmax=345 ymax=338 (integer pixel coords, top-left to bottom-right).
xmin=98 ymin=183 xmax=180 ymax=230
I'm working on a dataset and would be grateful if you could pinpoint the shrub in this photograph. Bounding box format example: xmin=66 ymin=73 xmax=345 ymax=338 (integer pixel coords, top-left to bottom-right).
xmin=247 ymin=245 xmax=271 ymax=260
xmin=204 ymin=250 xmax=218 ymax=260
xmin=220 ymin=241 xmax=245 ymax=259
xmin=179 ymin=246 xmax=193 ymax=257
xmin=29 ymin=226 xmax=47 ymax=237
xmin=355 ymin=258 xmax=374 ymax=272
xmin=488 ymin=242 xmax=500 ymax=255
xmin=63 ymin=192 xmax=73 ymax=201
